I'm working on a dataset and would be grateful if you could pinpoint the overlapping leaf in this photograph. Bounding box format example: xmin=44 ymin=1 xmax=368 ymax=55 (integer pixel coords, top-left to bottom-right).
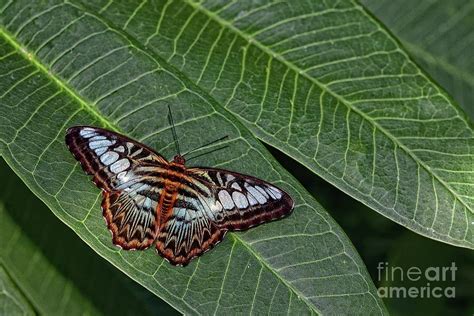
xmin=0 ymin=266 xmax=34 ymax=316
xmin=75 ymin=0 xmax=474 ymax=248
xmin=0 ymin=1 xmax=386 ymax=314
xmin=363 ymin=0 xmax=474 ymax=120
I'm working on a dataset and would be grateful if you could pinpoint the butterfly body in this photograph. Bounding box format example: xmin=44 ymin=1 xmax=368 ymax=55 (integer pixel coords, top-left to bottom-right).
xmin=66 ymin=126 xmax=293 ymax=266
xmin=158 ymin=159 xmax=186 ymax=224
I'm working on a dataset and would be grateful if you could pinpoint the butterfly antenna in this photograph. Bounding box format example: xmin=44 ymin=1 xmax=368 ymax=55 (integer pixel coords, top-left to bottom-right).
xmin=182 ymin=135 xmax=229 ymax=157
xmin=186 ymin=145 xmax=229 ymax=162
xmin=167 ymin=104 xmax=181 ymax=156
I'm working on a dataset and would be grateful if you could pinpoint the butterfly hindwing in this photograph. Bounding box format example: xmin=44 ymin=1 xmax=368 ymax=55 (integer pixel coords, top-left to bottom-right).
xmin=155 ymin=207 xmax=225 ymax=266
xmin=66 ymin=126 xmax=167 ymax=249
xmin=102 ymin=190 xmax=159 ymax=249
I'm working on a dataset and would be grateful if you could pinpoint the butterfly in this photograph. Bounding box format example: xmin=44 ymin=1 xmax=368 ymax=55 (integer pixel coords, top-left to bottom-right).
xmin=65 ymin=125 xmax=294 ymax=266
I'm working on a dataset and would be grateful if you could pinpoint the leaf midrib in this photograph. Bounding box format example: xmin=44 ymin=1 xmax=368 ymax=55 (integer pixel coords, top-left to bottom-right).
xmin=0 ymin=28 xmax=116 ymax=133
xmin=184 ymin=0 xmax=473 ymax=217
xmin=0 ymin=23 xmax=326 ymax=315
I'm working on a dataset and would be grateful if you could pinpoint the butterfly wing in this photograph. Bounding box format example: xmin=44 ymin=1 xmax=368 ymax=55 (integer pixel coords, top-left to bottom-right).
xmin=194 ymin=168 xmax=294 ymax=230
xmin=155 ymin=168 xmax=294 ymax=265
xmin=65 ymin=126 xmax=167 ymax=249
xmin=155 ymin=206 xmax=225 ymax=266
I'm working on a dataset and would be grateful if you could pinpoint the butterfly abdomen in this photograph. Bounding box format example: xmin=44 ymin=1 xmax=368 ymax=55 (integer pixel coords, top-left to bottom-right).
xmin=157 ymin=162 xmax=189 ymax=224
xmin=157 ymin=182 xmax=179 ymax=223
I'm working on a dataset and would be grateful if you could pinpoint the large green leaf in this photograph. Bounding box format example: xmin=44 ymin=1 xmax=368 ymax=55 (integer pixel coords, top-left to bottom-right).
xmin=362 ymin=0 xmax=474 ymax=120
xmin=0 ymin=158 xmax=177 ymax=315
xmin=70 ymin=0 xmax=474 ymax=248
xmin=0 ymin=265 xmax=34 ymax=316
xmin=0 ymin=1 xmax=386 ymax=315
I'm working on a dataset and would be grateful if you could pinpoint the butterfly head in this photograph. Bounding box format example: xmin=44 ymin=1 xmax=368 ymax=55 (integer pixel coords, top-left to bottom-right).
xmin=173 ymin=154 xmax=186 ymax=165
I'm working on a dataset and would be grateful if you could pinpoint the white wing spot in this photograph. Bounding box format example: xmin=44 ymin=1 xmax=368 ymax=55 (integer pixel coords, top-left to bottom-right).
xmin=89 ymin=140 xmax=113 ymax=149
xmin=255 ymin=186 xmax=270 ymax=199
xmin=110 ymin=158 xmax=130 ymax=174
xmin=90 ymin=135 xmax=106 ymax=140
xmin=232 ymin=191 xmax=249 ymax=209
xmin=114 ymin=145 xmax=125 ymax=153
xmin=267 ymin=186 xmax=282 ymax=199
xmin=247 ymin=193 xmax=258 ymax=206
xmin=246 ymin=185 xmax=267 ymax=204
xmin=130 ymin=148 xmax=143 ymax=157
xmin=227 ymin=175 xmax=235 ymax=181
xmin=218 ymin=190 xmax=234 ymax=210
xmin=79 ymin=128 xmax=96 ymax=138
xmin=265 ymin=188 xmax=277 ymax=199
xmin=117 ymin=171 xmax=128 ymax=180
xmin=100 ymin=151 xmax=119 ymax=165
xmin=176 ymin=208 xmax=186 ymax=219
xmin=231 ymin=182 xmax=241 ymax=191
xmin=116 ymin=172 xmax=137 ymax=189
xmin=210 ymin=200 xmax=222 ymax=213
xmin=94 ymin=147 xmax=107 ymax=155
xmin=185 ymin=210 xmax=195 ymax=221
xmin=216 ymin=172 xmax=224 ymax=186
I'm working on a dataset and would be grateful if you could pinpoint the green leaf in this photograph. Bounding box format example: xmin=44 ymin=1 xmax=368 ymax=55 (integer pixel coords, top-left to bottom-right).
xmin=0 ymin=1 xmax=386 ymax=315
xmin=362 ymin=0 xmax=474 ymax=120
xmin=0 ymin=158 xmax=178 ymax=315
xmin=75 ymin=0 xmax=474 ymax=248
xmin=0 ymin=265 xmax=34 ymax=316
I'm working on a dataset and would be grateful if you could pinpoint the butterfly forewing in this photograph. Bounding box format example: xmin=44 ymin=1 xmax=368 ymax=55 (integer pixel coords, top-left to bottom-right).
xmin=66 ymin=126 xmax=167 ymax=249
xmin=66 ymin=126 xmax=294 ymax=265
xmin=66 ymin=126 xmax=168 ymax=190
xmin=190 ymin=168 xmax=294 ymax=230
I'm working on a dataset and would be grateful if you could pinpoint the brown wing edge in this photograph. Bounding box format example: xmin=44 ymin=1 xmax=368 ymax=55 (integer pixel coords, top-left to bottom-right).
xmin=65 ymin=127 xmax=96 ymax=175
xmin=65 ymin=127 xmax=112 ymax=191
xmin=101 ymin=191 xmax=157 ymax=250
xmin=155 ymin=223 xmax=227 ymax=266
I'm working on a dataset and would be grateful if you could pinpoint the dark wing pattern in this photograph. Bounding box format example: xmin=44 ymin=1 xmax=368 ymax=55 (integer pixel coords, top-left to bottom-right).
xmin=65 ymin=126 xmax=167 ymax=249
xmin=155 ymin=167 xmax=294 ymax=266
xmin=196 ymin=168 xmax=294 ymax=230
xmin=156 ymin=209 xmax=225 ymax=266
